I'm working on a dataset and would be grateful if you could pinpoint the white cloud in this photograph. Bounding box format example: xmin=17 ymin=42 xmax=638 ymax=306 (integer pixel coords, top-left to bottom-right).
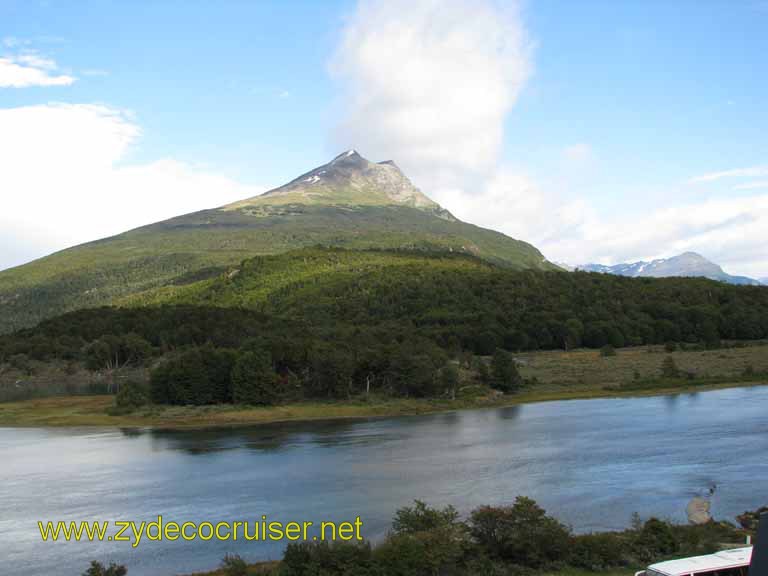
xmin=0 ymin=51 xmax=75 ymax=87
xmin=439 ymin=173 xmax=768 ymax=277
xmin=689 ymin=165 xmax=768 ymax=183
xmin=734 ymin=180 xmax=768 ymax=191
xmin=331 ymin=0 xmax=531 ymax=190
xmin=329 ymin=0 xmax=766 ymax=278
xmin=0 ymin=104 xmax=264 ymax=270
xmin=580 ymin=195 xmax=768 ymax=278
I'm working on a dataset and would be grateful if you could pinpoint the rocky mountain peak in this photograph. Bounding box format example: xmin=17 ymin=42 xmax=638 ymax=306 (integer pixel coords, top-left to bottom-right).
xmin=224 ymin=150 xmax=454 ymax=220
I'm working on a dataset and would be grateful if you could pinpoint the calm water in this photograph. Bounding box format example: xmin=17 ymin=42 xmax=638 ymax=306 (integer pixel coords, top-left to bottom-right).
xmin=1 ymin=386 xmax=767 ymax=576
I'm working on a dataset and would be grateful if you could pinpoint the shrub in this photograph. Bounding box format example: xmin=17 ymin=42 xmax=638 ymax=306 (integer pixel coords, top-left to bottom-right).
xmin=469 ymin=497 xmax=571 ymax=568
xmin=634 ymin=518 xmax=679 ymax=561
xmin=375 ymin=530 xmax=466 ymax=576
xmin=9 ymin=353 xmax=32 ymax=375
xmin=600 ymin=345 xmax=616 ymax=357
xmin=115 ymin=380 xmax=149 ymax=409
xmin=661 ymin=356 xmax=679 ymax=378
xmin=150 ymin=347 xmax=238 ymax=405
xmin=231 ymin=350 xmax=278 ymax=405
xmin=221 ymin=553 xmax=248 ymax=576
xmin=385 ymin=500 xmax=469 ymax=573
xmin=474 ymin=356 xmax=491 ymax=385
xmin=440 ymin=363 xmax=460 ymax=398
xmin=150 ymin=351 xmax=208 ymax=405
xmin=281 ymin=541 xmax=375 ymax=576
xmin=490 ymin=349 xmax=523 ymax=393
xmin=392 ymin=500 xmax=459 ymax=535
xmin=82 ymin=561 xmax=127 ymax=576
xmin=664 ymin=341 xmax=678 ymax=353
xmin=570 ymin=533 xmax=628 ymax=570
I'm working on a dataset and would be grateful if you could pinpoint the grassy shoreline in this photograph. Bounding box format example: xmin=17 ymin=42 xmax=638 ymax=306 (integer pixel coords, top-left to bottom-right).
xmin=1 ymin=378 xmax=765 ymax=429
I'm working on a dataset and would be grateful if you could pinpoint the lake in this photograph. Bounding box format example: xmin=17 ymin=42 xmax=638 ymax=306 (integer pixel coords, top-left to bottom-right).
xmin=1 ymin=386 xmax=767 ymax=576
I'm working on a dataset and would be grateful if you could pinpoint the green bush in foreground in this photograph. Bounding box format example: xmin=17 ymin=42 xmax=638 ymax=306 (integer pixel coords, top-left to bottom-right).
xmin=470 ymin=497 xmax=571 ymax=568
xmin=86 ymin=497 xmax=752 ymax=576
xmin=82 ymin=561 xmax=127 ymax=576
xmin=274 ymin=497 xmax=748 ymax=576
xmin=221 ymin=553 xmax=248 ymax=576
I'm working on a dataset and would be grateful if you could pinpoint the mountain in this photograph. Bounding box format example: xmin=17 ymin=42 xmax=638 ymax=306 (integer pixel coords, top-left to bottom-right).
xmin=227 ymin=149 xmax=453 ymax=218
xmin=0 ymin=150 xmax=554 ymax=333
xmin=577 ymin=252 xmax=762 ymax=285
xmin=760 ymin=277 xmax=768 ymax=286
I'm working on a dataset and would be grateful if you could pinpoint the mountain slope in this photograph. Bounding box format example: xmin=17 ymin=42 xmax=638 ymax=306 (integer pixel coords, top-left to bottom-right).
xmin=227 ymin=150 xmax=452 ymax=217
xmin=0 ymin=150 xmax=554 ymax=333
xmin=578 ymin=252 xmax=762 ymax=286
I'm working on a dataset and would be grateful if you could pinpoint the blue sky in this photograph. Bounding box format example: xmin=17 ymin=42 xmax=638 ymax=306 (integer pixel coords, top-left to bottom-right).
xmin=1 ymin=0 xmax=767 ymax=276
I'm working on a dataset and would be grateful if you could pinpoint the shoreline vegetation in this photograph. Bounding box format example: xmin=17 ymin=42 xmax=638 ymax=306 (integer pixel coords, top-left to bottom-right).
xmin=3 ymin=248 xmax=768 ymax=430
xmin=2 ymin=341 xmax=767 ymax=428
xmin=86 ymin=498 xmax=759 ymax=576
xmin=1 ymin=376 xmax=765 ymax=429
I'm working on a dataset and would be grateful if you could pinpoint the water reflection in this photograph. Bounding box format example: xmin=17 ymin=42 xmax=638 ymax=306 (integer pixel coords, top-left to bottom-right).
xmin=131 ymin=418 xmax=388 ymax=454
xmin=121 ymin=408 xmax=525 ymax=456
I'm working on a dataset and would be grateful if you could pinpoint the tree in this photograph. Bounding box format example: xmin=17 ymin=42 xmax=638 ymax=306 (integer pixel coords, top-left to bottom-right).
xmin=114 ymin=380 xmax=149 ymax=410
xmin=490 ymin=348 xmax=522 ymax=393
xmin=661 ymin=356 xmax=679 ymax=378
xmin=381 ymin=501 xmax=469 ymax=576
xmin=635 ymin=518 xmax=679 ymax=560
xmin=469 ymin=496 xmax=570 ymax=568
xmin=231 ymin=350 xmax=278 ymax=405
xmin=199 ymin=346 xmax=238 ymax=403
xmin=82 ymin=561 xmax=127 ymax=576
xmin=282 ymin=541 xmax=375 ymax=576
xmin=149 ymin=350 xmax=208 ymax=405
xmin=84 ymin=334 xmax=151 ymax=372
xmin=600 ymin=344 xmax=616 ymax=357
xmin=700 ymin=320 xmax=721 ymax=349
xmin=474 ymin=356 xmax=490 ymax=385
xmin=392 ymin=500 xmax=460 ymax=535
xmin=307 ymin=346 xmax=355 ymax=398
xmin=440 ymin=363 xmax=459 ymax=400
xmin=564 ymin=319 xmax=584 ymax=350
xmin=220 ymin=553 xmax=247 ymax=576
xmin=474 ymin=331 xmax=499 ymax=356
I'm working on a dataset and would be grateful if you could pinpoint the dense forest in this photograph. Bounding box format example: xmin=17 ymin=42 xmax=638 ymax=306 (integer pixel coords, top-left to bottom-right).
xmin=2 ymin=248 xmax=767 ymax=406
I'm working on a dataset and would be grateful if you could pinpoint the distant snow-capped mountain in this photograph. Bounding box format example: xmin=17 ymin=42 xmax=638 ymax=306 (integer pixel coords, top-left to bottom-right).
xmin=576 ymin=252 xmax=762 ymax=286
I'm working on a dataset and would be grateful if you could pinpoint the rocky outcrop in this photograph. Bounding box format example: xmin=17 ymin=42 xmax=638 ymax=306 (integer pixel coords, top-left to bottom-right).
xmin=686 ymin=497 xmax=712 ymax=524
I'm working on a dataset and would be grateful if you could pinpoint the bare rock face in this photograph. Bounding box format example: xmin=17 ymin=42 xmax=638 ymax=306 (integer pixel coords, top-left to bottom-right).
xmin=226 ymin=149 xmax=455 ymax=220
xmin=686 ymin=497 xmax=712 ymax=524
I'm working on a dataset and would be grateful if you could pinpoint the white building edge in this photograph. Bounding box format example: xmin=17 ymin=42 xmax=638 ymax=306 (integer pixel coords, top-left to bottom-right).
xmin=636 ymin=546 xmax=752 ymax=576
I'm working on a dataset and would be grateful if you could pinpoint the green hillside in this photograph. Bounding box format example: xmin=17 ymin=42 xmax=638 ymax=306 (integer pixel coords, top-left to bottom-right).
xmin=125 ymin=246 xmax=768 ymax=351
xmin=119 ymin=246 xmax=494 ymax=308
xmin=0 ymin=151 xmax=553 ymax=334
xmin=3 ymin=247 xmax=767 ymax=409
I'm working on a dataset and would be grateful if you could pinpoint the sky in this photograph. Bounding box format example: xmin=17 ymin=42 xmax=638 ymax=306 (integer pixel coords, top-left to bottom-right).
xmin=1 ymin=0 xmax=767 ymax=277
